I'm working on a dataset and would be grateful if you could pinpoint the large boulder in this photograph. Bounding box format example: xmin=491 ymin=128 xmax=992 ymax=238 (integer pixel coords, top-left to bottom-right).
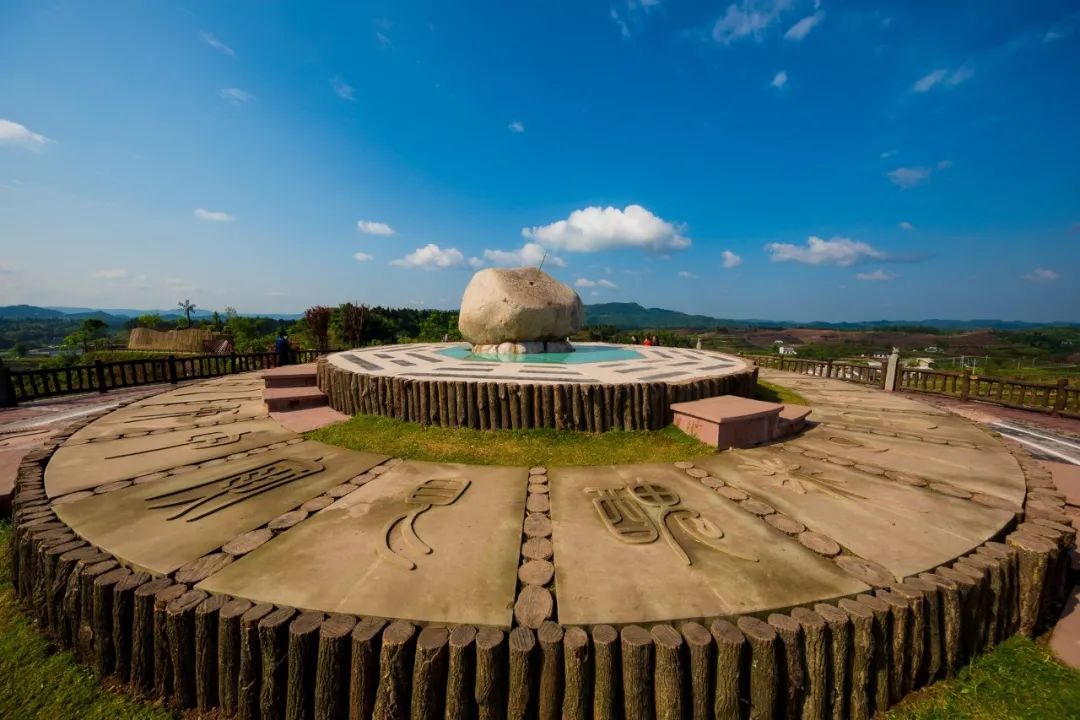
xmin=458 ymin=267 xmax=583 ymax=350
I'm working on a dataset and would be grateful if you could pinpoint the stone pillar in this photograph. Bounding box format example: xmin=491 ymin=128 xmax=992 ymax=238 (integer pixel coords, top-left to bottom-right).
xmin=884 ymin=349 xmax=901 ymax=392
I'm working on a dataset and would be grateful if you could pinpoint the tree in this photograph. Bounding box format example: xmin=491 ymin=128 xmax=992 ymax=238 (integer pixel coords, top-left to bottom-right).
xmin=340 ymin=303 xmax=366 ymax=348
xmin=304 ymin=306 xmax=333 ymax=352
xmin=135 ymin=313 xmax=165 ymax=330
xmin=11 ymin=341 xmax=28 ymax=358
xmin=177 ymin=299 xmax=197 ymax=327
xmin=62 ymin=318 xmax=109 ymax=354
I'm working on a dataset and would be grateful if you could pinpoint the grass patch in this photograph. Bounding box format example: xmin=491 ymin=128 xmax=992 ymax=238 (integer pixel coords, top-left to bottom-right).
xmin=755 ymin=379 xmax=809 ymax=406
xmin=308 ymin=414 xmax=715 ymax=466
xmin=884 ymin=634 xmax=1080 ymax=719
xmin=0 ymin=522 xmax=173 ymax=720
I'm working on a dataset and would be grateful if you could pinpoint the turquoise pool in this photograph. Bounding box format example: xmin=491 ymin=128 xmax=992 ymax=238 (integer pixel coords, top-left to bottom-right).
xmin=437 ymin=344 xmax=644 ymax=365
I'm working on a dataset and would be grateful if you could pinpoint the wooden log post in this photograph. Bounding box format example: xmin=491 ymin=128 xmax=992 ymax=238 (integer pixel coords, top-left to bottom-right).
xmin=313 ymin=614 xmax=355 ymax=720
xmin=973 ymin=546 xmax=1012 ymax=643
xmin=592 ymin=625 xmax=619 ymax=720
xmin=40 ymin=538 xmax=87 ymax=636
xmin=736 ymin=616 xmax=777 ymax=720
xmin=373 ymin=620 xmax=416 ymax=720
xmin=195 ymin=593 xmax=228 ymax=712
xmin=812 ymin=603 xmax=851 ymax=720
xmin=538 ymin=621 xmax=564 ymax=720
xmin=152 ymin=583 xmax=188 ymax=699
xmin=679 ymin=622 xmax=713 ymax=720
xmin=475 ymin=627 xmax=506 ymax=720
xmin=710 ymin=619 xmax=745 ymax=720
xmin=129 ymin=577 xmax=173 ymax=694
xmin=768 ymin=614 xmax=804 ymax=719
xmin=874 ymin=590 xmax=911 ymax=706
xmin=446 ymin=625 xmax=477 ymax=720
xmin=1007 ymin=533 xmax=1055 ymax=636
xmin=507 ymin=627 xmax=537 ymax=720
xmin=650 ymin=624 xmax=685 ymax=720
xmin=237 ymin=603 xmax=274 ymax=720
xmin=218 ymin=598 xmax=253 ymax=717
xmin=917 ymin=573 xmax=960 ymax=678
xmin=259 ymin=607 xmax=298 ymax=720
xmin=855 ymin=594 xmax=892 ymax=715
xmin=934 ymin=567 xmax=976 ymax=665
xmin=562 ymin=627 xmax=591 ymax=720
xmin=167 ymin=588 xmax=209 ymax=709
xmin=791 ymin=607 xmax=827 ymax=720
xmin=884 ymin=585 xmax=925 ymax=695
xmin=620 ymin=625 xmax=654 ymax=720
xmin=837 ymin=599 xmax=874 ymax=720
xmin=92 ymin=566 xmax=131 ymax=678
xmin=77 ymin=559 xmax=119 ymax=662
xmin=111 ymin=570 xmax=149 ymax=684
xmin=899 ymin=578 xmax=942 ymax=684
xmin=411 ymin=625 xmax=450 ymax=720
xmin=286 ymin=611 xmax=325 ymax=720
xmin=350 ymin=618 xmax=388 ymax=720
xmin=51 ymin=547 xmax=104 ymax=648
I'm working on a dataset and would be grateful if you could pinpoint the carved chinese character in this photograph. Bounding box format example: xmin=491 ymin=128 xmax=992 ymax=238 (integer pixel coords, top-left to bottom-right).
xmin=146 ymin=457 xmax=324 ymax=521
xmin=378 ymin=478 xmax=471 ymax=571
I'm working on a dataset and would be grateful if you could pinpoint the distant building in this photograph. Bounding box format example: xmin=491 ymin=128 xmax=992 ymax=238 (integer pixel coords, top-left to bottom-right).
xmin=778 ymin=345 xmax=798 ymax=356
xmin=924 ymin=346 xmax=942 ymax=353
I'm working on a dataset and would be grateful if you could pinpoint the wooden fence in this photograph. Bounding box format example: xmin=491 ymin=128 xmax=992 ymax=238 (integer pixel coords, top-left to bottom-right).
xmin=0 ymin=350 xmax=326 ymax=406
xmin=744 ymin=354 xmax=1080 ymax=419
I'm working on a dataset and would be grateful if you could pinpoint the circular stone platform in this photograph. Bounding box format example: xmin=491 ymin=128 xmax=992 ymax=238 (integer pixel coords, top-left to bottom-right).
xmin=11 ymin=369 xmax=1074 ymax=719
xmin=318 ymin=342 xmax=757 ymax=431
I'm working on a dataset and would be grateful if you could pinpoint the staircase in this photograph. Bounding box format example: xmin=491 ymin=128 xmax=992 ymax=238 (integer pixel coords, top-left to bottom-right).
xmin=262 ymin=365 xmax=329 ymax=412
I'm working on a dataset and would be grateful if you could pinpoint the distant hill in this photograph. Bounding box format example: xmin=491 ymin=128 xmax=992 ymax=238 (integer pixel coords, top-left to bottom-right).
xmin=0 ymin=305 xmax=68 ymax=320
xmin=1 ymin=305 xmax=301 ymax=322
xmin=582 ymin=303 xmax=1079 ymax=331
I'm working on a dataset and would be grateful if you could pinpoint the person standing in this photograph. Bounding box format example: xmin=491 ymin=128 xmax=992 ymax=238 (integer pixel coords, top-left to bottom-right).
xmin=275 ymin=331 xmax=290 ymax=366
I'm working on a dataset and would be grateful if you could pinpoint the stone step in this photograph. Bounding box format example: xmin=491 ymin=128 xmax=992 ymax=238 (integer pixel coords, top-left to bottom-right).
xmin=264 ymin=386 xmax=328 ymax=412
xmin=262 ymin=364 xmax=318 ymax=389
xmin=778 ymin=404 xmax=813 ymax=435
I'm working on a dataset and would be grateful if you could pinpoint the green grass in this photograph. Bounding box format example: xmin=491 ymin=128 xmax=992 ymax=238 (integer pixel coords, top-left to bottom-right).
xmin=1 ymin=522 xmax=1078 ymax=719
xmin=308 ymin=414 xmax=715 ymax=466
xmin=755 ymin=379 xmax=810 ymax=406
xmin=883 ymin=635 xmax=1080 ymax=719
xmin=0 ymin=523 xmax=173 ymax=720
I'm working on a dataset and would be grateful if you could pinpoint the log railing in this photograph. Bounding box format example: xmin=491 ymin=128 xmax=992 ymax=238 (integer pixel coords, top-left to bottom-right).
xmin=1 ymin=350 xmax=327 ymax=406
xmin=744 ymin=354 xmax=1079 ymax=419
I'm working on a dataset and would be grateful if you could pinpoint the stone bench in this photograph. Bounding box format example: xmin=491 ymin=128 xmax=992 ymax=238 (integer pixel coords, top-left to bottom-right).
xmin=671 ymin=395 xmax=811 ymax=449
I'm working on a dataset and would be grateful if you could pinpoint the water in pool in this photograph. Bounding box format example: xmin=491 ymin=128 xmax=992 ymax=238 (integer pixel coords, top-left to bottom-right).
xmin=437 ymin=344 xmax=643 ymax=365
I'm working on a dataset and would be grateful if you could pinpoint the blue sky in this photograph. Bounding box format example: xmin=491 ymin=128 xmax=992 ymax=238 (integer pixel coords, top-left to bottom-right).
xmin=1 ymin=0 xmax=1077 ymax=321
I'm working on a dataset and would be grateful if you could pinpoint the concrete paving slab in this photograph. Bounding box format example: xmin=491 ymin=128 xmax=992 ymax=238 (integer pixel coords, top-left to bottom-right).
xmin=198 ymin=460 xmax=527 ymax=627
xmin=1045 ymin=461 xmax=1080 ymax=508
xmin=550 ymin=463 xmax=868 ymax=625
xmin=54 ymin=440 xmax=386 ymax=575
xmin=45 ymin=418 xmax=296 ymax=497
xmin=697 ymin=449 xmax=1016 ymax=579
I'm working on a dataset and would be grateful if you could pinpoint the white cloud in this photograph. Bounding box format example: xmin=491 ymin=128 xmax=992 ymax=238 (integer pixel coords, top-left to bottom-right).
xmin=722 ymin=250 xmax=743 ymax=268
xmin=200 ymin=31 xmax=235 ymax=57
xmin=855 ymin=269 xmax=895 ymax=281
xmin=391 ymin=244 xmax=465 ymax=270
xmin=481 ymin=242 xmax=565 ymax=268
xmin=771 ymin=70 xmax=788 ymax=89
xmin=94 ymin=268 xmax=130 ymax=280
xmin=353 ymin=252 xmax=374 ymax=262
xmin=576 ymin=278 xmax=618 ymax=289
xmin=678 ymin=271 xmax=699 ymax=279
xmin=880 ymin=149 xmax=898 ymax=159
xmin=508 ymin=121 xmax=525 ymax=133
xmin=522 ymin=204 xmax=690 ymax=253
xmin=332 ymin=78 xmax=356 ymax=101
xmin=936 ymin=159 xmax=953 ymax=170
xmin=913 ymin=64 xmax=973 ymax=92
xmin=1023 ymin=268 xmax=1060 ymax=283
xmin=0 ymin=119 xmax=51 ymax=149
xmin=712 ymin=0 xmax=794 ymax=44
xmin=784 ymin=10 xmax=824 ymax=41
xmin=376 ymin=31 xmax=392 ymax=47
xmin=898 ymin=221 xmax=915 ymax=231
xmin=219 ymin=88 xmax=254 ymax=105
xmin=886 ymin=166 xmax=931 ymax=188
xmin=765 ymin=236 xmax=888 ymax=266
xmin=468 ymin=257 xmax=485 ymax=269
xmin=194 ymin=208 xmax=237 ymax=222
xmin=611 ymin=8 xmax=631 ymax=37
xmin=1044 ymin=27 xmax=1072 ymax=43
xmin=357 ymin=220 xmax=395 ymax=236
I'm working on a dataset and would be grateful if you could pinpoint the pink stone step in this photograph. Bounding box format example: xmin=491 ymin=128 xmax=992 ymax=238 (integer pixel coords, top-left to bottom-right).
xmin=263 ymin=386 xmax=328 ymax=412
xmin=262 ymin=364 xmax=318 ymax=389
xmin=271 ymin=407 xmax=350 ymax=433
xmin=778 ymin=404 xmax=812 ymax=434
